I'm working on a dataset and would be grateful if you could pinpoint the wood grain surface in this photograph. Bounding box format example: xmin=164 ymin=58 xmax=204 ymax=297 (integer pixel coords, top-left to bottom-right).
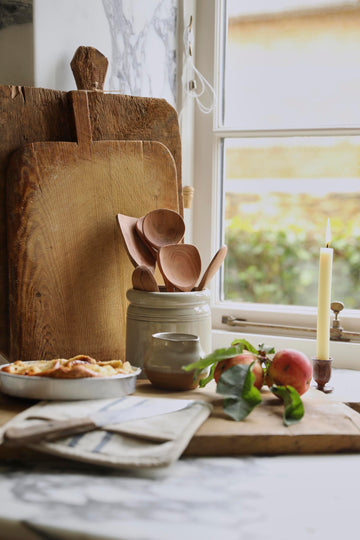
xmin=0 ymin=80 xmax=182 ymax=357
xmin=0 ymin=381 xmax=360 ymax=458
xmin=6 ymin=91 xmax=179 ymax=362
xmin=135 ymin=381 xmax=360 ymax=455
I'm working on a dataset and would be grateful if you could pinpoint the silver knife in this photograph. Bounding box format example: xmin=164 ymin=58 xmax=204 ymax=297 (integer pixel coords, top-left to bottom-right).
xmin=3 ymin=397 xmax=193 ymax=446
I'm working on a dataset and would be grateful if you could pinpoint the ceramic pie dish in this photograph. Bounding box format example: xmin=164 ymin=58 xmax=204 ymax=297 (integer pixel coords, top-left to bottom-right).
xmin=0 ymin=362 xmax=141 ymax=401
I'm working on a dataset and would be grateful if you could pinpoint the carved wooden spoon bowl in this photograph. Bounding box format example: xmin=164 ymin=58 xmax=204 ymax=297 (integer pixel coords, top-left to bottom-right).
xmin=135 ymin=216 xmax=157 ymax=257
xmin=142 ymin=209 xmax=185 ymax=250
xmin=157 ymin=244 xmax=201 ymax=292
xmin=132 ymin=265 xmax=159 ymax=292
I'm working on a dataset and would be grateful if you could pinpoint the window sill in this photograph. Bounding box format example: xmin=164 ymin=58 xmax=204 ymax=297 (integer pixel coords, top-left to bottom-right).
xmin=211 ymin=329 xmax=360 ymax=370
xmin=211 ymin=300 xmax=360 ymax=335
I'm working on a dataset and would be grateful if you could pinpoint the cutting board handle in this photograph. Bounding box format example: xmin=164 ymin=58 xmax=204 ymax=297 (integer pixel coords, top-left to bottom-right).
xmin=70 ymin=91 xmax=93 ymax=153
xmin=71 ymin=46 xmax=108 ymax=92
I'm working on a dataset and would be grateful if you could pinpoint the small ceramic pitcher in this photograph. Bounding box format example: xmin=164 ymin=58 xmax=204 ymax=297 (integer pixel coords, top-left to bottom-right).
xmin=144 ymin=332 xmax=206 ymax=391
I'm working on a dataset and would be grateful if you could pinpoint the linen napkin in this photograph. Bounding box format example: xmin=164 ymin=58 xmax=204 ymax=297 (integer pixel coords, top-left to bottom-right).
xmin=0 ymin=396 xmax=212 ymax=469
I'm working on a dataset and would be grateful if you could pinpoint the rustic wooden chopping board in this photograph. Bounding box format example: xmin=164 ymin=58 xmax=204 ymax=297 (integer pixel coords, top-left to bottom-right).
xmin=135 ymin=381 xmax=360 ymax=455
xmin=0 ymin=382 xmax=359 ymax=458
xmin=0 ymin=46 xmax=183 ymax=357
xmin=6 ymin=91 xmax=179 ymax=362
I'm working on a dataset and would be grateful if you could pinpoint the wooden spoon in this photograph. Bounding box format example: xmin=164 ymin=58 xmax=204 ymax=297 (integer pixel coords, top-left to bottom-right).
xmin=136 ymin=216 xmax=157 ymax=257
xmin=132 ymin=265 xmax=159 ymax=292
xmin=195 ymin=245 xmax=228 ymax=291
xmin=142 ymin=209 xmax=185 ymax=250
xmin=135 ymin=216 xmax=145 ymax=240
xmin=157 ymin=244 xmax=201 ymax=292
xmin=116 ymin=214 xmax=156 ymax=272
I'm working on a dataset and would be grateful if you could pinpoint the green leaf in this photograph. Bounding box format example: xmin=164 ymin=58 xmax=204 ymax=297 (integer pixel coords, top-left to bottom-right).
xmin=198 ymin=363 xmax=217 ymax=388
xmin=181 ymin=339 xmax=276 ymax=390
xmin=270 ymin=385 xmax=304 ymax=426
xmin=231 ymin=338 xmax=259 ymax=355
xmin=182 ymin=344 xmax=245 ymax=373
xmin=216 ymin=364 xmax=262 ymax=421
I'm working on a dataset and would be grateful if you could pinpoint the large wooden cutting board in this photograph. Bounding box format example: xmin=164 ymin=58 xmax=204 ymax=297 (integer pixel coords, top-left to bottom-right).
xmin=135 ymin=381 xmax=360 ymax=455
xmin=0 ymin=48 xmax=182 ymax=356
xmin=6 ymin=91 xmax=179 ymax=362
xmin=0 ymin=383 xmax=359 ymax=459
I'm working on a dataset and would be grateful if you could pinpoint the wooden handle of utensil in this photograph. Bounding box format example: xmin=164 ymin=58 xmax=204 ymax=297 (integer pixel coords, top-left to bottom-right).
xmin=3 ymin=417 xmax=97 ymax=446
xmin=183 ymin=186 xmax=195 ymax=209
xmin=71 ymin=46 xmax=108 ymax=91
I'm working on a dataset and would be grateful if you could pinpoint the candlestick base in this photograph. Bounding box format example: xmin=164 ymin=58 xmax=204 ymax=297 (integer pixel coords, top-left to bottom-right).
xmin=312 ymin=358 xmax=334 ymax=393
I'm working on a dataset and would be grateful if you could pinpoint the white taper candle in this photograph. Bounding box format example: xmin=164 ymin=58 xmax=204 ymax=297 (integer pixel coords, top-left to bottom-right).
xmin=316 ymin=219 xmax=333 ymax=360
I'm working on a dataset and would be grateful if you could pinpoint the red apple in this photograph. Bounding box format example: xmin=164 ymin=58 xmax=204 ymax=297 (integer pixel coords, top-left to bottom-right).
xmin=214 ymin=351 xmax=264 ymax=390
xmin=266 ymin=348 xmax=313 ymax=396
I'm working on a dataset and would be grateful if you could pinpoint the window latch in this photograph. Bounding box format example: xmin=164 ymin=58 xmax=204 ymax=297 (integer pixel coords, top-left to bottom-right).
xmin=222 ymin=301 xmax=360 ymax=343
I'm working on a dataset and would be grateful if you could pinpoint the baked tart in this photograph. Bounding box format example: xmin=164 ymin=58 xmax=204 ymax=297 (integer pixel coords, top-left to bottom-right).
xmin=0 ymin=355 xmax=136 ymax=379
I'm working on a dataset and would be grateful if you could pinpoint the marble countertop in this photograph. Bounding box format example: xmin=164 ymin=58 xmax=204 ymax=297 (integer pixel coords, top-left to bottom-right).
xmin=0 ymin=454 xmax=359 ymax=540
xmin=0 ymin=369 xmax=359 ymax=540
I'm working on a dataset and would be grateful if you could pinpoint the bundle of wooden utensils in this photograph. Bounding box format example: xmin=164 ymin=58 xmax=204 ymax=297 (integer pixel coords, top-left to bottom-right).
xmin=117 ymin=209 xmax=227 ymax=292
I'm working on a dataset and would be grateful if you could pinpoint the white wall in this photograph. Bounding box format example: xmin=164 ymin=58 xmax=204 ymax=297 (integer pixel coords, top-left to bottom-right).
xmin=33 ymin=0 xmax=111 ymax=91
xmin=33 ymin=0 xmax=177 ymax=105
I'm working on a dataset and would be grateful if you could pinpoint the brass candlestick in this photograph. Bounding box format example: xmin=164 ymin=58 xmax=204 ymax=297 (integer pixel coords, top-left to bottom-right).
xmin=312 ymin=358 xmax=333 ymax=393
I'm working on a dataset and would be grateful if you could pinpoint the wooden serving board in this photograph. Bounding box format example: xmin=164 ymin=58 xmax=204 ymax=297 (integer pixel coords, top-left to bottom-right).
xmin=135 ymin=381 xmax=360 ymax=455
xmin=0 ymin=47 xmax=182 ymax=356
xmin=6 ymin=91 xmax=179 ymax=362
xmin=0 ymin=382 xmax=360 ymax=459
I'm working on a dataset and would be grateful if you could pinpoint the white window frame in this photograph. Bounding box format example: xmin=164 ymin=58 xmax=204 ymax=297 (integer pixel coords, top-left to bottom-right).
xmin=190 ymin=0 xmax=360 ymax=365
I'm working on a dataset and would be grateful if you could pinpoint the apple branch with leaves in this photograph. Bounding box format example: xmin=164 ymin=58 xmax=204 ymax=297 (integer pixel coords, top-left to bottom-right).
xmin=182 ymin=338 xmax=306 ymax=426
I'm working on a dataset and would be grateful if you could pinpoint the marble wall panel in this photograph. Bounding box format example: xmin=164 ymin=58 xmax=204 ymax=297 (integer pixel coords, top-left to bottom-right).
xmin=103 ymin=0 xmax=177 ymax=106
xmin=1 ymin=1 xmax=178 ymax=103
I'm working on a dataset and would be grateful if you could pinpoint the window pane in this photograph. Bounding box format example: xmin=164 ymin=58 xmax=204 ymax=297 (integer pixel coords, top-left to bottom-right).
xmin=223 ymin=136 xmax=360 ymax=308
xmin=224 ymin=0 xmax=360 ymax=129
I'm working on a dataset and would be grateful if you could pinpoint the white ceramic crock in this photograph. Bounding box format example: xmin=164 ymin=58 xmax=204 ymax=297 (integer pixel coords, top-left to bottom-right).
xmin=125 ymin=288 xmax=211 ymax=374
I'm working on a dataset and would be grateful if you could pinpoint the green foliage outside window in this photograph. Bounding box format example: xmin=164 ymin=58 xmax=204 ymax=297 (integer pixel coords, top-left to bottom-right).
xmin=224 ymin=217 xmax=360 ymax=309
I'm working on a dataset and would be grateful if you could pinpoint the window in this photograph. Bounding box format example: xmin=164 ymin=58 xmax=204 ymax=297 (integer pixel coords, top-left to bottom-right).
xmin=192 ymin=0 xmax=360 ymax=340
